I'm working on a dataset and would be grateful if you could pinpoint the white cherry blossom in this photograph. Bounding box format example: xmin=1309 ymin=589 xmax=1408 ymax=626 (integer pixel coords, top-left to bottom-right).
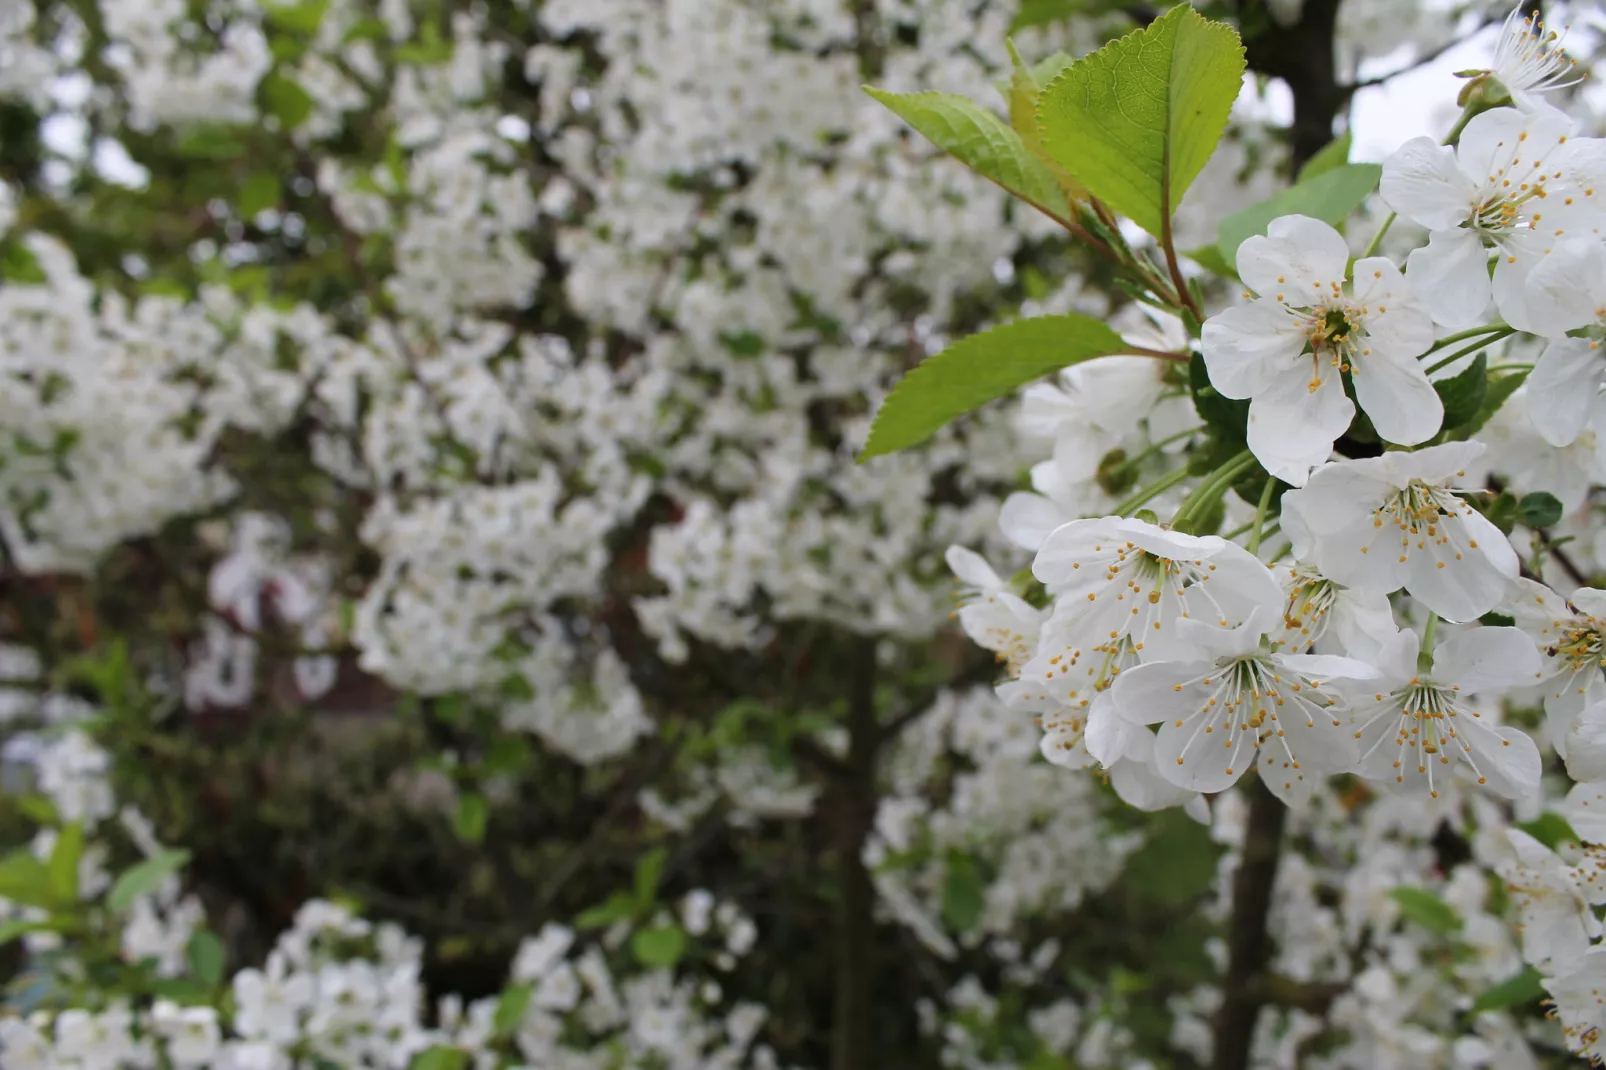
xmin=1280 ymin=442 xmax=1520 ymax=622
xmin=1522 ymin=239 xmax=1606 ymax=444
xmin=1483 ymin=5 xmax=1585 ymax=116
xmin=1543 ymin=944 xmax=1606 ymax=1063
xmin=945 ymin=546 xmax=1044 ymax=675
xmin=1111 ymin=608 xmax=1375 ymax=802
xmin=1272 ymin=563 xmax=1400 ymax=659
xmin=1350 ymin=627 xmax=1542 ymax=800
xmin=1506 ymin=577 xmax=1606 ymax=740
xmin=1201 ymin=215 xmax=1438 ymax=485
xmin=1379 ymin=107 xmax=1606 ymax=331
xmin=1495 ymin=829 xmax=1601 ymax=971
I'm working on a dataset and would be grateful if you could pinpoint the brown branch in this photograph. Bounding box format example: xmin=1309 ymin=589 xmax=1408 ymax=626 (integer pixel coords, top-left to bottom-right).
xmin=830 ymin=640 xmax=879 ymax=1070
xmin=1211 ymin=777 xmax=1288 ymax=1070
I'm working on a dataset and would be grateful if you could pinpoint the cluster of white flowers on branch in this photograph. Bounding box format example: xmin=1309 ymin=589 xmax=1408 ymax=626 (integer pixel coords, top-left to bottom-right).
xmin=881 ymin=1 xmax=1606 ymax=1062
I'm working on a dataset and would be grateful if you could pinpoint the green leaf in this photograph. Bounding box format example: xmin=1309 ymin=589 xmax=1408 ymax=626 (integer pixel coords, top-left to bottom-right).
xmin=1215 ymin=163 xmax=1383 ymax=266
xmin=412 ymin=1047 xmax=469 ymax=1070
xmin=239 ymin=172 xmax=281 ymax=218
xmin=174 ymin=125 xmax=247 ymax=160
xmin=860 ymin=314 xmax=1127 ymax=459
xmin=1389 ymin=886 xmax=1461 ymax=935
xmin=1296 ymin=132 xmax=1353 ymax=182
xmin=106 ymin=849 xmax=191 ymax=914
xmin=630 ymin=925 xmax=687 ymax=969
xmin=186 ymin=930 xmax=225 ymax=986
xmin=1518 ymin=491 xmax=1565 ymax=529
xmin=0 ymin=917 xmax=75 ymax=945
xmin=1003 ymin=43 xmax=1085 ymax=205
xmin=1036 ymin=4 xmax=1246 ymax=237
xmin=1469 ymin=967 xmax=1545 ymax=1013
xmin=940 ymin=852 xmax=986 ymax=932
xmin=634 ymin=847 xmax=668 ymax=907
xmin=1189 ymin=353 xmax=1249 ymax=441
xmin=1517 ymin=812 xmax=1580 ymax=850
xmin=864 ymin=88 xmax=1074 ymax=224
xmin=262 ymin=0 xmax=328 ymax=35
xmin=453 ymin=794 xmax=488 ymax=844
xmin=1460 ymin=367 xmax=1529 ymax=437
xmin=1011 ymin=0 xmax=1080 ymax=30
xmin=1185 ymin=244 xmax=1238 ymax=279
xmin=493 ymin=983 xmax=534 ymax=1035
xmin=1434 ymin=352 xmax=1488 ymax=430
xmin=260 ymin=73 xmax=316 ymax=130
xmin=0 ymin=850 xmax=64 ymax=910
xmin=575 ymin=890 xmax=636 ymax=930
xmin=48 ymin=823 xmax=83 ymax=902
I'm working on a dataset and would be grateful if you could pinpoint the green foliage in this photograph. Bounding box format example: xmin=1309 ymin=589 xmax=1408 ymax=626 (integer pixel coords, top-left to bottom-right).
xmin=412 ymin=1047 xmax=470 ymax=1070
xmin=1433 ymin=353 xmax=1488 ymax=431
xmin=1121 ymin=810 xmax=1223 ymax=908
xmin=494 ymin=984 xmax=535 ymax=1035
xmin=48 ymin=823 xmax=83 ymax=903
xmin=185 ymin=930 xmax=225 ymax=987
xmin=239 ymin=172 xmax=282 ymax=218
xmin=1469 ymin=967 xmax=1545 ymax=1013
xmin=106 ymin=849 xmax=192 ymax=914
xmin=1188 ymin=353 xmax=1248 ymax=442
xmin=1036 ymin=4 xmax=1245 ymax=237
xmin=1517 ymin=811 xmax=1581 ymax=850
xmin=864 ymin=88 xmax=1075 ymax=224
xmin=630 ymin=925 xmax=688 ymax=968
xmin=1459 ymin=367 xmax=1530 ymax=438
xmin=0 ymin=849 xmax=67 ymax=911
xmin=260 ymin=73 xmax=316 ymax=130
xmin=1517 ymin=491 xmax=1565 ymax=530
xmin=1215 ymin=163 xmax=1382 ymax=266
xmin=1389 ymin=886 xmax=1461 ymax=935
xmin=940 ymin=850 xmax=987 ymax=932
xmin=453 ymin=793 xmax=489 ymax=844
xmin=1296 ymin=133 xmax=1353 ymax=182
xmin=860 ymin=314 xmax=1127 ymax=459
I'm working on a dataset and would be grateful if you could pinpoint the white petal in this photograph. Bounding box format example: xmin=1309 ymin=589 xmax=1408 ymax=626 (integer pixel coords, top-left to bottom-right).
xmin=1108 ymin=754 xmax=1196 ymax=811
xmin=1403 ymin=520 xmax=1517 ymax=623
xmin=1524 ymin=239 xmax=1606 ymax=337
xmin=1492 ymin=237 xmax=1546 ymax=333
xmin=1086 ymin=693 xmax=1150 ymax=766
xmin=1571 ymin=588 xmax=1606 ymax=618
xmin=1478 ymin=725 xmax=1543 ymax=800
xmin=1528 ymin=338 xmax=1605 ymax=447
xmin=1355 ymin=350 xmax=1443 ymax=446
xmin=1561 ymin=782 xmax=1606 ymax=844
xmin=998 ymin=492 xmax=1069 ymax=552
xmin=1455 ymin=107 xmax=1535 ymax=184
xmin=1566 ymin=703 xmax=1606 ymax=783
xmin=1380 ymin=137 xmax=1477 ymax=230
xmin=1432 ymin=626 xmax=1543 ymax=692
xmin=945 ymin=545 xmax=1002 ymax=589
xmin=1376 ymin=439 xmax=1486 ymax=485
xmin=1278 ymin=652 xmax=1381 ymax=680
xmin=1111 ymin=661 xmax=1201 ymax=725
xmin=1245 ymin=369 xmax=1353 ymax=487
xmin=1374 ymin=628 xmax=1421 ymax=684
xmin=1154 ymin=713 xmax=1256 ymax=795
xmin=1237 ymin=215 xmax=1351 ymax=295
xmin=1200 ymin=299 xmax=1307 ymax=400
xmin=1404 ymin=229 xmax=1492 ymax=329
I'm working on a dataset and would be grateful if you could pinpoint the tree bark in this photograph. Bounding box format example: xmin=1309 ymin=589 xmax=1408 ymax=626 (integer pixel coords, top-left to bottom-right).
xmin=1210 ymin=777 xmax=1288 ymax=1070
xmin=830 ymin=642 xmax=879 ymax=1070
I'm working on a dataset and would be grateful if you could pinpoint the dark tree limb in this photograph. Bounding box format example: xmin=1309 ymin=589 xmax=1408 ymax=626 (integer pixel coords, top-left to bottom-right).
xmin=830 ymin=641 xmax=879 ymax=1070
xmin=1211 ymin=777 xmax=1288 ymax=1070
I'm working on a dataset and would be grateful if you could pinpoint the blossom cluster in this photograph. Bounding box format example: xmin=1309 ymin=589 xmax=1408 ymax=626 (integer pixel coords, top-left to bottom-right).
xmin=938 ymin=3 xmax=1606 ymax=1063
